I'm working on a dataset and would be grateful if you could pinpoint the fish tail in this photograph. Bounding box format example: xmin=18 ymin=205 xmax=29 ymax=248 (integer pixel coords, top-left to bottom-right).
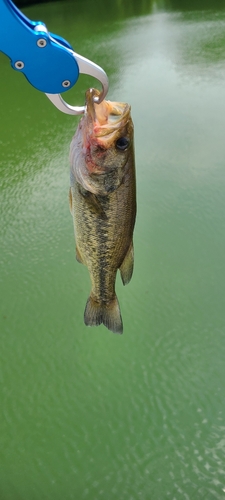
xmin=84 ymin=295 xmax=123 ymax=334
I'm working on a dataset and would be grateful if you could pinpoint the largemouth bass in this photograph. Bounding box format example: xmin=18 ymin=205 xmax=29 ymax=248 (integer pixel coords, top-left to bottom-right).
xmin=69 ymin=88 xmax=136 ymax=334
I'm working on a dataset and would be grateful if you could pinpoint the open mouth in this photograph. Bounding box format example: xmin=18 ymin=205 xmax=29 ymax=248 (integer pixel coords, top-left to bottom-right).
xmin=85 ymin=89 xmax=130 ymax=128
xmin=84 ymin=89 xmax=132 ymax=150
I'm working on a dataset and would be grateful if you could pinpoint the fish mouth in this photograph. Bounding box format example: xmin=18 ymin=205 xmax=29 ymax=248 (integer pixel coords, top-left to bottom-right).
xmin=84 ymin=88 xmax=131 ymax=148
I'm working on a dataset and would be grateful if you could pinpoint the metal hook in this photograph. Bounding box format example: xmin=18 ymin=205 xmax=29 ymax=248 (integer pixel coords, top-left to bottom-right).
xmin=46 ymin=49 xmax=109 ymax=115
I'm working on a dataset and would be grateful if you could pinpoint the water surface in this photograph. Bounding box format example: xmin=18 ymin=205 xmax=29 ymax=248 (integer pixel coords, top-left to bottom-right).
xmin=1 ymin=1 xmax=225 ymax=499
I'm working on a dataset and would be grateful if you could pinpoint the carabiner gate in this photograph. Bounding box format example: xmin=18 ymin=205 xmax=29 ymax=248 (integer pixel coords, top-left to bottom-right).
xmin=46 ymin=51 xmax=109 ymax=115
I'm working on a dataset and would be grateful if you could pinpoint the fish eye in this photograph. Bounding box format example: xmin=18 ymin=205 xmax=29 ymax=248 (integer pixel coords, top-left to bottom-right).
xmin=116 ymin=137 xmax=130 ymax=151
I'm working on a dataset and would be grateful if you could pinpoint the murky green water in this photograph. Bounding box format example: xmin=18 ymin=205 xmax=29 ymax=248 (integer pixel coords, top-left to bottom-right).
xmin=1 ymin=1 xmax=225 ymax=498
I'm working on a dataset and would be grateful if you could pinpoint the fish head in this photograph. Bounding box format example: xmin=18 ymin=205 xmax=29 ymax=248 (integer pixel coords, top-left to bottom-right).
xmin=71 ymin=88 xmax=134 ymax=195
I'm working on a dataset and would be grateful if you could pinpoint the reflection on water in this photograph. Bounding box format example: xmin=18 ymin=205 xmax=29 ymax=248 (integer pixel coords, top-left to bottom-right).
xmin=1 ymin=1 xmax=225 ymax=499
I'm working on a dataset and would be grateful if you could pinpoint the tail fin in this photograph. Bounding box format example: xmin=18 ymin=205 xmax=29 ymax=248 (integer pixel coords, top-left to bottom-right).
xmin=84 ymin=295 xmax=123 ymax=334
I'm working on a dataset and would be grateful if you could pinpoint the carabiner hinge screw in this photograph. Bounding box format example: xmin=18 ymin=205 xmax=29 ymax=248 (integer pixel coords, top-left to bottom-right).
xmin=15 ymin=60 xmax=25 ymax=69
xmin=62 ymin=80 xmax=71 ymax=88
xmin=37 ymin=38 xmax=47 ymax=48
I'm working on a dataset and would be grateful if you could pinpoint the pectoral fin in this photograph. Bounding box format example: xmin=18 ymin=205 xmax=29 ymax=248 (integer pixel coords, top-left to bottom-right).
xmin=69 ymin=187 xmax=73 ymax=214
xmin=78 ymin=185 xmax=106 ymax=218
xmin=120 ymin=241 xmax=134 ymax=285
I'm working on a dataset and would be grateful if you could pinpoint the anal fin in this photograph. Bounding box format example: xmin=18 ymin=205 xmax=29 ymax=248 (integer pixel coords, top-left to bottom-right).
xmin=120 ymin=241 xmax=134 ymax=285
xmin=76 ymin=246 xmax=84 ymax=264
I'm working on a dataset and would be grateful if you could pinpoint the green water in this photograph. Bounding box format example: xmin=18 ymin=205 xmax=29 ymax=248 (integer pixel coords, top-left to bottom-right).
xmin=1 ymin=1 xmax=225 ymax=498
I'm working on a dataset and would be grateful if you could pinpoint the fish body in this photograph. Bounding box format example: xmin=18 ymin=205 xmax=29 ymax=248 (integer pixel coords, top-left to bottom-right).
xmin=69 ymin=89 xmax=136 ymax=334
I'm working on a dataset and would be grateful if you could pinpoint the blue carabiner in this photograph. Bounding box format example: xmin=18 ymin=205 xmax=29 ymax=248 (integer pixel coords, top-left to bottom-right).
xmin=0 ymin=0 xmax=109 ymax=114
xmin=0 ymin=0 xmax=80 ymax=93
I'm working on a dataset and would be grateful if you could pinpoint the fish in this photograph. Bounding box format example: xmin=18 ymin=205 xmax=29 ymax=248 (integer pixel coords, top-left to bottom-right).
xmin=69 ymin=88 xmax=136 ymax=334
